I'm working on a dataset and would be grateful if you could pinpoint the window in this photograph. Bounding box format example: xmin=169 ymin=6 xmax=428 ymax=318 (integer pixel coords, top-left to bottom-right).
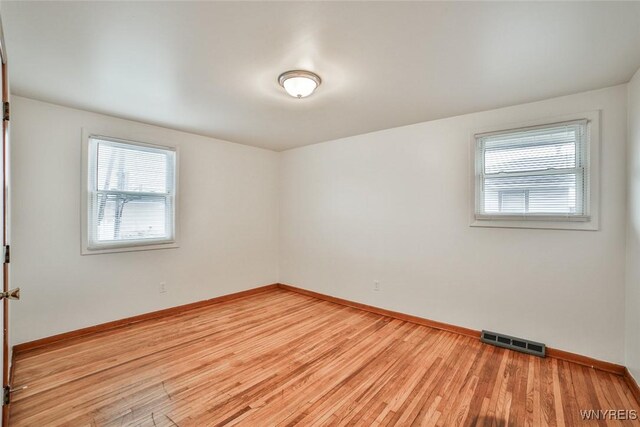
xmin=472 ymin=117 xmax=598 ymax=229
xmin=84 ymin=135 xmax=177 ymax=252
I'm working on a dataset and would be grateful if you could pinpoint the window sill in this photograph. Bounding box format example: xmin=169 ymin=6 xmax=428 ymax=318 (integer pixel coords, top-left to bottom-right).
xmin=470 ymin=217 xmax=598 ymax=231
xmin=475 ymin=214 xmax=590 ymax=222
xmin=81 ymin=241 xmax=179 ymax=255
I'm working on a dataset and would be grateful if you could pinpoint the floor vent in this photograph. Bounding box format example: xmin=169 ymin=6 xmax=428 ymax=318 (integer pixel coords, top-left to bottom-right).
xmin=481 ymin=330 xmax=546 ymax=358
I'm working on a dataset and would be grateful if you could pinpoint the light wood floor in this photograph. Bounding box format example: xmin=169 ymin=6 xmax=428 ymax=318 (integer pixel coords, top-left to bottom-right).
xmin=9 ymin=288 xmax=640 ymax=426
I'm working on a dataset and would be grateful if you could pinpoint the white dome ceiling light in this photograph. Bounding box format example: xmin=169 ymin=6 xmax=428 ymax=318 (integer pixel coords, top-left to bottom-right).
xmin=278 ymin=70 xmax=322 ymax=99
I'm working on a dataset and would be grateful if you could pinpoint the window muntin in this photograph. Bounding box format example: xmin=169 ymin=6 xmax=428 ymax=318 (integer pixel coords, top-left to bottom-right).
xmin=87 ymin=136 xmax=176 ymax=249
xmin=475 ymin=121 xmax=589 ymax=220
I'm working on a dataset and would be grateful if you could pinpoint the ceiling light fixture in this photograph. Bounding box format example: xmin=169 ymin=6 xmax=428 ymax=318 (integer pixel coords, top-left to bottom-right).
xmin=278 ymin=70 xmax=321 ymax=99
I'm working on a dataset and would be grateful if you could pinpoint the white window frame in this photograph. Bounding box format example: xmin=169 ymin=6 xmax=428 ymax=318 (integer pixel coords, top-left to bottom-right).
xmin=81 ymin=129 xmax=180 ymax=254
xmin=469 ymin=111 xmax=600 ymax=231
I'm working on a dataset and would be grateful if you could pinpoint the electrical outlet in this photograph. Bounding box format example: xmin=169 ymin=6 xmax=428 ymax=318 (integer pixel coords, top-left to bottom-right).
xmin=373 ymin=281 xmax=381 ymax=292
xmin=159 ymin=282 xmax=167 ymax=294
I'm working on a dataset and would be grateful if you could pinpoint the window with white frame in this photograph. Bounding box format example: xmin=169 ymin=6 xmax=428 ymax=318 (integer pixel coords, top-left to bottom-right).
xmin=474 ymin=120 xmax=590 ymax=222
xmin=85 ymin=136 xmax=177 ymax=251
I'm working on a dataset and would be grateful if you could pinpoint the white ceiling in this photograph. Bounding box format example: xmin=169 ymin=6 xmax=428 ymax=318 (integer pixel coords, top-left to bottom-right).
xmin=3 ymin=2 xmax=640 ymax=151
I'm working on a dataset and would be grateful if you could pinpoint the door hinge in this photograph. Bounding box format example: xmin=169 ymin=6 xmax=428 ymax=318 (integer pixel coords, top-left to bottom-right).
xmin=3 ymin=245 xmax=8 ymax=264
xmin=2 ymin=102 xmax=8 ymax=121
xmin=0 ymin=288 xmax=19 ymax=301
xmin=2 ymin=385 xmax=26 ymax=404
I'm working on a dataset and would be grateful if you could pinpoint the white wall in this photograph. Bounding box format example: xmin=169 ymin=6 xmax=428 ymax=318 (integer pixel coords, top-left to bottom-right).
xmin=10 ymin=96 xmax=279 ymax=345
xmin=626 ymin=69 xmax=640 ymax=381
xmin=280 ymin=85 xmax=628 ymax=364
xmin=9 ymin=84 xmax=633 ymax=366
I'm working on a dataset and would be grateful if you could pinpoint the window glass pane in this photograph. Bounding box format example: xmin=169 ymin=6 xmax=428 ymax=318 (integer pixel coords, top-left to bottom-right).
xmin=96 ymin=142 xmax=169 ymax=193
xmin=528 ymin=187 xmax=575 ymax=214
xmin=483 ymin=173 xmax=578 ymax=214
xmin=477 ymin=122 xmax=586 ymax=217
xmin=498 ymin=191 xmax=526 ymax=213
xmin=94 ymin=193 xmax=170 ymax=243
xmin=87 ymin=136 xmax=176 ymax=249
xmin=484 ymin=132 xmax=576 ymax=174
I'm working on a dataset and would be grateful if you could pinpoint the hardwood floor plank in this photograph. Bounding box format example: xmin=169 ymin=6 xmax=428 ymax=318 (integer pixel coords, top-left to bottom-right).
xmin=9 ymin=288 xmax=640 ymax=426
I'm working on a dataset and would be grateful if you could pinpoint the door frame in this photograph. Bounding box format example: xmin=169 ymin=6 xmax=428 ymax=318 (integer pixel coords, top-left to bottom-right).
xmin=0 ymin=12 xmax=10 ymax=426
